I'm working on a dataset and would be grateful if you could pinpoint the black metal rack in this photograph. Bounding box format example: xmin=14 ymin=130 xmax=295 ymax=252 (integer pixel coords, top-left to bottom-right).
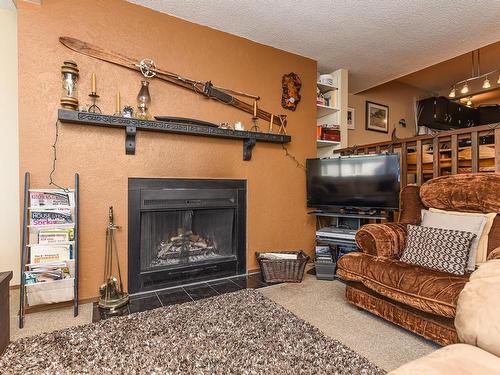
xmin=18 ymin=172 xmax=79 ymax=328
xmin=58 ymin=109 xmax=291 ymax=160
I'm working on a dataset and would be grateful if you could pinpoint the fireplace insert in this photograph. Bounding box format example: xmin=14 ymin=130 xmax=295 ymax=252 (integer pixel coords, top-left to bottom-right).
xmin=128 ymin=178 xmax=246 ymax=294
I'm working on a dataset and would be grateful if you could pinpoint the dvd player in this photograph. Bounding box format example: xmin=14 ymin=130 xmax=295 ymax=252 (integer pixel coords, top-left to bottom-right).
xmin=316 ymin=226 xmax=356 ymax=241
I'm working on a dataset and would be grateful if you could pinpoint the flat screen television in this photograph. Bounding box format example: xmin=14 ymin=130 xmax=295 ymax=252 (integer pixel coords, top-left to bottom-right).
xmin=306 ymin=154 xmax=400 ymax=210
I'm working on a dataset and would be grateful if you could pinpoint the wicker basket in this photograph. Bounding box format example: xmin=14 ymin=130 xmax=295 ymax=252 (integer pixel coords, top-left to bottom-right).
xmin=256 ymin=251 xmax=310 ymax=283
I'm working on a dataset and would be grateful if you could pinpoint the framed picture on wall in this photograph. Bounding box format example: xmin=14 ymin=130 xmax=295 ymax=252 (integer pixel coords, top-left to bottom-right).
xmin=347 ymin=107 xmax=355 ymax=130
xmin=365 ymin=101 xmax=389 ymax=133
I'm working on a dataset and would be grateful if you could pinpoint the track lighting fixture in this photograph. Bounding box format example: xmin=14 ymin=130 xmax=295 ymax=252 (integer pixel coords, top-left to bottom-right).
xmin=448 ymin=49 xmax=498 ymax=99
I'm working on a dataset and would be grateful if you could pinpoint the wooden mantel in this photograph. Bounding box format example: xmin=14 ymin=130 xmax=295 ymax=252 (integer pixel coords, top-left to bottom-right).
xmin=58 ymin=109 xmax=291 ymax=160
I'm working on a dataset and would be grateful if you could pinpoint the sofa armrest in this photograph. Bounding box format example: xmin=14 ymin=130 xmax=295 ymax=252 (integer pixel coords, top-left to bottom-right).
xmin=356 ymin=223 xmax=408 ymax=259
xmin=487 ymin=247 xmax=500 ymax=261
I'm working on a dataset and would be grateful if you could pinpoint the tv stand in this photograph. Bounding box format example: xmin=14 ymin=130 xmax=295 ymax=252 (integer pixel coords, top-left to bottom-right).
xmin=308 ymin=208 xmax=393 ymax=223
xmin=311 ymin=209 xmax=394 ymax=280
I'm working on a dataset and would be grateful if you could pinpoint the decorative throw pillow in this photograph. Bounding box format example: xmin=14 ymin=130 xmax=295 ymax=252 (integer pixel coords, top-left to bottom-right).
xmin=400 ymin=225 xmax=476 ymax=276
xmin=429 ymin=208 xmax=497 ymax=267
xmin=421 ymin=209 xmax=487 ymax=271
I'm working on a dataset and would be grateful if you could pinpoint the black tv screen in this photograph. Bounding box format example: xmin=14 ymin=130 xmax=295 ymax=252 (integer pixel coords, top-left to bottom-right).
xmin=306 ymin=154 xmax=400 ymax=210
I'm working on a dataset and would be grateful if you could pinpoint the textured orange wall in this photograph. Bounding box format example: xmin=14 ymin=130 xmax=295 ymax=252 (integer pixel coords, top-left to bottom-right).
xmin=18 ymin=0 xmax=317 ymax=299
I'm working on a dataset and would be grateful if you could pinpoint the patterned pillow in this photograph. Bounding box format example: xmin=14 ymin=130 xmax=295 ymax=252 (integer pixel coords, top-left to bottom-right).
xmin=400 ymin=225 xmax=476 ymax=276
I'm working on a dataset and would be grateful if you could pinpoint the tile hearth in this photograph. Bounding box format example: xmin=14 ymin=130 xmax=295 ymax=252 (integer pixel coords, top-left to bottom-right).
xmin=93 ymin=273 xmax=273 ymax=322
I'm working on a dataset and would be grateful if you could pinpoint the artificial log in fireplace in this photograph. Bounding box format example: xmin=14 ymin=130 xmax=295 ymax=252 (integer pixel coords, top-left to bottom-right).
xmin=128 ymin=178 xmax=246 ymax=293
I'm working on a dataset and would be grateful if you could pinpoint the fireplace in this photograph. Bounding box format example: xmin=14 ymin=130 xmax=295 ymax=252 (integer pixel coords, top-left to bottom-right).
xmin=128 ymin=178 xmax=246 ymax=294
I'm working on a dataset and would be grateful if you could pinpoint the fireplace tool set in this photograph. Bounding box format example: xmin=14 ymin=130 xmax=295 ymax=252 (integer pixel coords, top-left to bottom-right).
xmin=98 ymin=206 xmax=129 ymax=312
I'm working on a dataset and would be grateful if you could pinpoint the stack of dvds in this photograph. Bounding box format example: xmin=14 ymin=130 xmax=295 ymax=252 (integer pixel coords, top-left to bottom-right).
xmin=314 ymin=246 xmax=336 ymax=281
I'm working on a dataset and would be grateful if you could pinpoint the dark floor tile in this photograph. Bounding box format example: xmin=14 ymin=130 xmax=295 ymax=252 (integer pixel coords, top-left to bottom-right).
xmin=231 ymin=273 xmax=276 ymax=289
xmin=128 ymin=294 xmax=162 ymax=314
xmin=230 ymin=275 xmax=249 ymax=288
xmin=157 ymin=288 xmax=193 ymax=306
xmin=184 ymin=283 xmax=218 ymax=300
xmin=208 ymin=279 xmax=244 ymax=294
xmin=247 ymin=273 xmax=270 ymax=288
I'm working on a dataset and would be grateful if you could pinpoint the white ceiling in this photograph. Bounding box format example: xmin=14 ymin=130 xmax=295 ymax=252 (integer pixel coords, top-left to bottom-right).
xmin=128 ymin=0 xmax=500 ymax=93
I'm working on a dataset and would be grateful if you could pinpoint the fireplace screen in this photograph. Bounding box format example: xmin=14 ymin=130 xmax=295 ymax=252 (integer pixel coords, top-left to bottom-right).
xmin=140 ymin=209 xmax=236 ymax=271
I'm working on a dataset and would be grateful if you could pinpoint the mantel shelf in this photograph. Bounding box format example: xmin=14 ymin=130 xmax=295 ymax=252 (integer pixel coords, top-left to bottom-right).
xmin=58 ymin=110 xmax=291 ymax=160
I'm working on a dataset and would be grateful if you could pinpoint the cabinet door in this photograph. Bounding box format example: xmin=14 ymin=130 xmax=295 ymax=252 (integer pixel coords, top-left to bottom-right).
xmin=434 ymin=97 xmax=449 ymax=124
xmin=478 ymin=105 xmax=500 ymax=125
xmin=460 ymin=106 xmax=478 ymax=128
xmin=416 ymin=97 xmax=435 ymax=127
xmin=447 ymin=101 xmax=460 ymax=127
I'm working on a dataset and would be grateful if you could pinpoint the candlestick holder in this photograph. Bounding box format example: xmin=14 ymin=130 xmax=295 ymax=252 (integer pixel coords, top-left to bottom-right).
xmin=88 ymin=92 xmax=102 ymax=114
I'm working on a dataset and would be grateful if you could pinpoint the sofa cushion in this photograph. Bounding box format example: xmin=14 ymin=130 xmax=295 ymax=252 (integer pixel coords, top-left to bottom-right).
xmin=400 ymin=225 xmax=476 ymax=275
xmin=336 ymin=252 xmax=469 ymax=318
xmin=388 ymin=344 xmax=500 ymax=375
xmin=421 ymin=209 xmax=489 ymax=271
xmin=455 ymin=260 xmax=500 ymax=357
xmin=419 ymin=173 xmax=500 ymax=214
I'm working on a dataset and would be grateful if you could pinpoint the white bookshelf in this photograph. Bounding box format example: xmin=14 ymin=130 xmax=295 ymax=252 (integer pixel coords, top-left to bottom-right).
xmin=316 ymin=69 xmax=348 ymax=158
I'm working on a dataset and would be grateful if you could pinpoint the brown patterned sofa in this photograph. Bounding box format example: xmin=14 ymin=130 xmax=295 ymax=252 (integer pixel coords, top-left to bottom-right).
xmin=336 ymin=173 xmax=500 ymax=346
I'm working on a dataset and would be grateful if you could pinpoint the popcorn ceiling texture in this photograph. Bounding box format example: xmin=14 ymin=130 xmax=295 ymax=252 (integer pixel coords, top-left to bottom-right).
xmin=0 ymin=290 xmax=385 ymax=374
xmin=128 ymin=0 xmax=500 ymax=93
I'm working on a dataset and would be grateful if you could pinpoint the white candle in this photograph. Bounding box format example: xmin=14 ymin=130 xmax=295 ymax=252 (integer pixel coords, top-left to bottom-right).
xmin=116 ymin=92 xmax=121 ymax=113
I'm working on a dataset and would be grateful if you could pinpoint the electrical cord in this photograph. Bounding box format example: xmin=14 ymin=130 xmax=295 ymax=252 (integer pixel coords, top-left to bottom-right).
xmin=281 ymin=144 xmax=307 ymax=171
xmin=48 ymin=119 xmax=70 ymax=192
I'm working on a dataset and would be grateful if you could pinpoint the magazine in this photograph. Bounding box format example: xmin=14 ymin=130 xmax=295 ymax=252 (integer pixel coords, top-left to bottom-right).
xmin=29 ymin=190 xmax=74 ymax=207
xmin=38 ymin=228 xmax=74 ymax=244
xmin=29 ymin=244 xmax=72 ymax=264
xmin=25 ymin=261 xmax=71 ymax=284
xmin=30 ymin=209 xmax=72 ymax=226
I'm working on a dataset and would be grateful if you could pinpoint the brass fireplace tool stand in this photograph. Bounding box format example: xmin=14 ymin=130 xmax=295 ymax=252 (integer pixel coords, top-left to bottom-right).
xmin=98 ymin=206 xmax=129 ymax=313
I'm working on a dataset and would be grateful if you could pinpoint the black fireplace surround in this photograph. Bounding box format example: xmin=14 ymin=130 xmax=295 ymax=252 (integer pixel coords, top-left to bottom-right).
xmin=128 ymin=178 xmax=246 ymax=294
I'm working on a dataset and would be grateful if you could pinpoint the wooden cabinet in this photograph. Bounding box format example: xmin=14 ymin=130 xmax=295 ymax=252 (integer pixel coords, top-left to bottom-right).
xmin=417 ymin=96 xmax=477 ymax=130
xmin=0 ymin=271 xmax=12 ymax=355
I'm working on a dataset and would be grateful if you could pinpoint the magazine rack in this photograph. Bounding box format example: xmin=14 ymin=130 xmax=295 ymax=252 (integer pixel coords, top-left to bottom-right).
xmin=19 ymin=172 xmax=79 ymax=328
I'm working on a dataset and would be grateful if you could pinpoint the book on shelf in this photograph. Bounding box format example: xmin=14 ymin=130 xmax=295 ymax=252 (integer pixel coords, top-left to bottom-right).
xmin=30 ymin=208 xmax=72 ymax=226
xmin=29 ymin=190 xmax=74 ymax=207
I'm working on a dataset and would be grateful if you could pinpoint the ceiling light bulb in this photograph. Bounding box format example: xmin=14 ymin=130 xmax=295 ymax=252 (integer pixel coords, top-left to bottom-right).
xmin=483 ymin=77 xmax=491 ymax=89
xmin=449 ymin=87 xmax=456 ymax=98
xmin=461 ymin=83 xmax=469 ymax=94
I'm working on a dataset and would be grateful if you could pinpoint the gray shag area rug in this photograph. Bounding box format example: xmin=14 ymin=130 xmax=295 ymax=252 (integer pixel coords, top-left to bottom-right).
xmin=1 ymin=289 xmax=385 ymax=375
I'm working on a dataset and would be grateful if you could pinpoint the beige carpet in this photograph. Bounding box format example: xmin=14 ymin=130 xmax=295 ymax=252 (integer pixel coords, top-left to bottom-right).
xmin=260 ymin=270 xmax=438 ymax=372
xmin=9 ymin=289 xmax=93 ymax=341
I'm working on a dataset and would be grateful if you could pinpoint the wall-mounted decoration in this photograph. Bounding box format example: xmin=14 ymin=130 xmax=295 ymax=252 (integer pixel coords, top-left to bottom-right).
xmin=281 ymin=73 xmax=302 ymax=111
xmin=59 ymin=37 xmax=286 ymax=128
xmin=88 ymin=73 xmax=101 ymax=114
xmin=347 ymin=107 xmax=355 ymax=130
xmin=399 ymin=118 xmax=406 ymax=127
xmin=365 ymin=101 xmax=389 ymax=133
xmin=136 ymin=80 xmax=151 ymax=120
xmin=60 ymin=60 xmax=79 ymax=110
